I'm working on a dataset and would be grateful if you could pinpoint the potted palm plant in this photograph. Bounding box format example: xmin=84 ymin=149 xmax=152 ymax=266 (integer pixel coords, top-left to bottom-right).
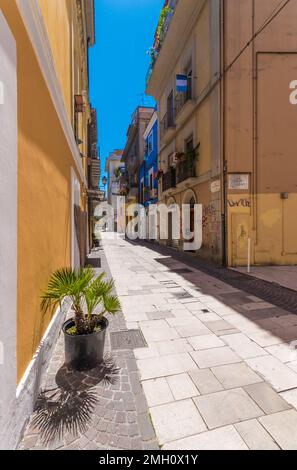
xmin=41 ymin=267 xmax=121 ymax=370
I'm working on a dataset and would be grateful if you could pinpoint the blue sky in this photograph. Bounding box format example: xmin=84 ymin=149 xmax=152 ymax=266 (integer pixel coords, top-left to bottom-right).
xmin=89 ymin=0 xmax=164 ymax=182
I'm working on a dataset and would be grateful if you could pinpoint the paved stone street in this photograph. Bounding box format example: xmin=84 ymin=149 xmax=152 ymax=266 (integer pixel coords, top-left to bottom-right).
xmin=19 ymin=235 xmax=297 ymax=450
xmin=101 ymin=234 xmax=297 ymax=450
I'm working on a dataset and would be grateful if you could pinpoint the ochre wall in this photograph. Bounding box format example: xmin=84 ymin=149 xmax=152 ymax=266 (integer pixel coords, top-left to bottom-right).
xmin=38 ymin=0 xmax=73 ymax=120
xmin=0 ymin=0 xmax=82 ymax=380
xmin=39 ymin=0 xmax=90 ymax=180
xmin=225 ymin=0 xmax=297 ymax=266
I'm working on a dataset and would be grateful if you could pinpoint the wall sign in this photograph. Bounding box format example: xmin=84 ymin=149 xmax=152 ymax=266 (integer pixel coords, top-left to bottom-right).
xmin=228 ymin=174 xmax=249 ymax=191
xmin=210 ymin=180 xmax=220 ymax=193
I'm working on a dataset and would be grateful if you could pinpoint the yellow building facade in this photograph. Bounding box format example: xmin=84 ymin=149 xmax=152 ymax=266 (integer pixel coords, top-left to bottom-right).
xmin=0 ymin=0 xmax=96 ymax=448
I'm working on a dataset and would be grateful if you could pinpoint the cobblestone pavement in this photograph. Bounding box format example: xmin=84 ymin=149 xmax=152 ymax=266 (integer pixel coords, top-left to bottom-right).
xmin=19 ymin=248 xmax=158 ymax=450
xmin=100 ymin=234 xmax=297 ymax=450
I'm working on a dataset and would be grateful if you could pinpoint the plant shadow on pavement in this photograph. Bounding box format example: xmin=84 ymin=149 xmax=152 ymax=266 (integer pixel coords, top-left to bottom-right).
xmin=32 ymin=354 xmax=119 ymax=443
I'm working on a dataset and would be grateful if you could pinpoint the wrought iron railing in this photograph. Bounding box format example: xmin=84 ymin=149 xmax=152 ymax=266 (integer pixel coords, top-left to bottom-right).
xmin=146 ymin=0 xmax=179 ymax=86
xmin=175 ymin=78 xmax=193 ymax=117
xmin=162 ymin=168 xmax=176 ymax=191
xmin=176 ymin=159 xmax=196 ymax=184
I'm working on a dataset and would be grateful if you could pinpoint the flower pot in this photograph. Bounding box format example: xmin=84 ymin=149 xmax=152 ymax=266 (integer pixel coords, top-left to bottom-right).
xmin=62 ymin=317 xmax=109 ymax=370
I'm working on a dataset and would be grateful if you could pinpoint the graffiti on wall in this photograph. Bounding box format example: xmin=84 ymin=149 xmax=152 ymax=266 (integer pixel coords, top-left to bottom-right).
xmin=228 ymin=198 xmax=251 ymax=208
xmin=202 ymin=203 xmax=216 ymax=228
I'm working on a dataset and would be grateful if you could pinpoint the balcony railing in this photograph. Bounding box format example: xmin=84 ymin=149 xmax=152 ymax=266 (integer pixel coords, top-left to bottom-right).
xmin=162 ymin=168 xmax=176 ymax=192
xmin=175 ymin=78 xmax=192 ymax=117
xmin=176 ymin=159 xmax=196 ymax=184
xmin=146 ymin=0 xmax=179 ymax=85
xmin=90 ymin=159 xmax=100 ymax=189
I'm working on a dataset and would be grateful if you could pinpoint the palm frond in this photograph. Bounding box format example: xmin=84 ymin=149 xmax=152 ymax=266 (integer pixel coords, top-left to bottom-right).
xmin=41 ymin=267 xmax=95 ymax=314
xmin=103 ymin=294 xmax=121 ymax=315
xmin=85 ymin=273 xmax=114 ymax=315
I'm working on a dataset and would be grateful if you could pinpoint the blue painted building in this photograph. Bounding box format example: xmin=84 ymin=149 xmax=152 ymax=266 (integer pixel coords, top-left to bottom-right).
xmin=139 ymin=110 xmax=158 ymax=207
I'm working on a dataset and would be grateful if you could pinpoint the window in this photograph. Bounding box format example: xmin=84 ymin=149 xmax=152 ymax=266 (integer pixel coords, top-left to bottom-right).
xmin=167 ymin=91 xmax=174 ymax=127
xmin=186 ymin=70 xmax=192 ymax=100
xmin=150 ymin=173 xmax=153 ymax=190
xmin=167 ymin=152 xmax=174 ymax=169
xmin=147 ymin=131 xmax=153 ymax=155
xmin=140 ymin=178 xmax=144 ymax=204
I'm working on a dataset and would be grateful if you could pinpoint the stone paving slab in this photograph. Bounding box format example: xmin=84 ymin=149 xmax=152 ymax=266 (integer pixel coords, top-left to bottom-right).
xmin=166 ymin=373 xmax=200 ymax=400
xmin=137 ymin=353 xmax=197 ymax=380
xmin=259 ymin=409 xmax=297 ymax=450
xmin=163 ymin=425 xmax=248 ymax=450
xmin=234 ymin=419 xmax=280 ymax=450
xmin=189 ymin=369 xmax=224 ymax=395
xmin=243 ymin=382 xmax=292 ymax=415
xmin=211 ymin=362 xmax=263 ymax=389
xmin=246 ymin=355 xmax=297 ymax=392
xmin=149 ymin=399 xmax=207 ymax=445
xmin=193 ymin=388 xmax=264 ymax=429
xmin=220 ymin=332 xmax=268 ymax=359
xmin=280 ymin=388 xmax=297 ymax=408
xmin=191 ymin=346 xmax=242 ymax=369
xmin=142 ymin=378 xmax=174 ymax=407
xmin=175 ymin=322 xmax=212 ymax=338
xmin=265 ymin=342 xmax=297 ymax=363
xmin=188 ymin=334 xmax=225 ymax=351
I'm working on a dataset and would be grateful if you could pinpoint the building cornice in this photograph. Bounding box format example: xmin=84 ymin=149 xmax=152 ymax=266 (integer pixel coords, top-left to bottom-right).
xmin=85 ymin=0 xmax=95 ymax=46
xmin=143 ymin=111 xmax=157 ymax=140
xmin=76 ymin=0 xmax=89 ymax=92
xmin=16 ymin=0 xmax=87 ymax=184
xmin=147 ymin=0 xmax=206 ymax=100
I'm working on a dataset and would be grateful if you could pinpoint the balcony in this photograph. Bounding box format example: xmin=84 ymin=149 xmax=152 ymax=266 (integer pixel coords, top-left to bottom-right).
xmin=87 ymin=189 xmax=105 ymax=202
xmin=176 ymin=159 xmax=196 ymax=185
xmin=162 ymin=168 xmax=176 ymax=192
xmin=175 ymin=78 xmax=194 ymax=122
xmin=146 ymin=0 xmax=179 ymax=87
xmin=127 ymin=186 xmax=138 ymax=202
xmin=90 ymin=159 xmax=100 ymax=188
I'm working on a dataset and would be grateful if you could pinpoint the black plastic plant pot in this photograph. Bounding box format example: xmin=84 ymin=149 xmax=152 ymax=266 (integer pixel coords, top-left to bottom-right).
xmin=62 ymin=317 xmax=109 ymax=370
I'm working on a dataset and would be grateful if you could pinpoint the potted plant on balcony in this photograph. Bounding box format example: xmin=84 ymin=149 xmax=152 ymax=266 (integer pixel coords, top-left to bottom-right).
xmin=175 ymin=151 xmax=186 ymax=162
xmin=114 ymin=167 xmax=122 ymax=179
xmin=41 ymin=267 xmax=121 ymax=370
xmin=187 ymin=143 xmax=200 ymax=165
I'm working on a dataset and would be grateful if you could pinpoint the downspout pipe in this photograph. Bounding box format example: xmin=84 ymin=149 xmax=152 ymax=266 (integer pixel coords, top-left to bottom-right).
xmin=220 ymin=0 xmax=227 ymax=266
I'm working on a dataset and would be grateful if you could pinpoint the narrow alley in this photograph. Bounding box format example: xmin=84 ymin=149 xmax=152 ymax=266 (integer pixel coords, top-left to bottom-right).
xmin=20 ymin=235 xmax=297 ymax=450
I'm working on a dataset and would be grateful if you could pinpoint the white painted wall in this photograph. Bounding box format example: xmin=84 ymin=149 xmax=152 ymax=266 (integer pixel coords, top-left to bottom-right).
xmin=0 ymin=10 xmax=18 ymax=449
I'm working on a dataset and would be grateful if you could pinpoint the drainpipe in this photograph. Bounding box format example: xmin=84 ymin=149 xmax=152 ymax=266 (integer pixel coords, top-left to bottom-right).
xmin=220 ymin=0 xmax=227 ymax=267
xmin=252 ymin=0 xmax=257 ymax=242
